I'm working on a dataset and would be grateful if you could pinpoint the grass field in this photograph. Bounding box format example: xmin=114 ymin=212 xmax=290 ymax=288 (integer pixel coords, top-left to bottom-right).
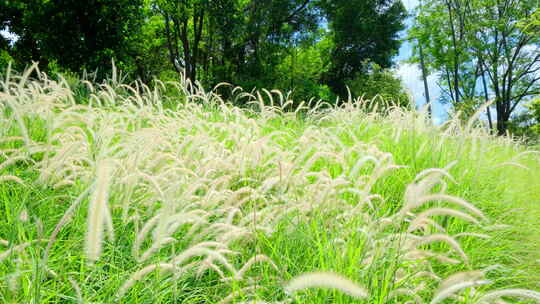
xmin=1 ymin=66 xmax=540 ymax=303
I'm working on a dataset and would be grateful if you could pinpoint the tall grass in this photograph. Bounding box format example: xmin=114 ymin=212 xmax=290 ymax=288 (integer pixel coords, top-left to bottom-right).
xmin=0 ymin=65 xmax=539 ymax=303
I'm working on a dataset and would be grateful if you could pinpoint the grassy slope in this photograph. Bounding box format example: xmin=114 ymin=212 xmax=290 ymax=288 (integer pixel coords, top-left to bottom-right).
xmin=0 ymin=75 xmax=539 ymax=303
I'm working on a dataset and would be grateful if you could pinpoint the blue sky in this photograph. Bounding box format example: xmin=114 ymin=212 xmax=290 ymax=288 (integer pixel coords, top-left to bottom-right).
xmin=395 ymin=0 xmax=448 ymax=123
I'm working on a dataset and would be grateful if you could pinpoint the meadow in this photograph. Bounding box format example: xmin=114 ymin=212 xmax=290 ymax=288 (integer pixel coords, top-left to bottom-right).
xmin=1 ymin=64 xmax=539 ymax=303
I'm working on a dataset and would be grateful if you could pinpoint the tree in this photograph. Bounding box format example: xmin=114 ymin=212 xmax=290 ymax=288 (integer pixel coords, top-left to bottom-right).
xmin=412 ymin=0 xmax=540 ymax=135
xmin=156 ymin=0 xmax=208 ymax=82
xmin=505 ymin=97 xmax=540 ymax=140
xmin=228 ymin=0 xmax=320 ymax=89
xmin=469 ymin=0 xmax=540 ymax=135
xmin=528 ymin=98 xmax=540 ymax=136
xmin=519 ymin=7 xmax=540 ymax=34
xmin=318 ymin=0 xmax=407 ymax=97
xmin=1 ymin=0 xmax=411 ymax=109
xmin=1 ymin=0 xmax=145 ymax=78
xmin=0 ymin=50 xmax=14 ymax=73
xmin=127 ymin=1 xmax=173 ymax=83
xmin=155 ymin=0 xmax=407 ymax=102
xmin=346 ymin=62 xmax=411 ymax=109
xmin=275 ymin=32 xmax=335 ymax=103
xmin=410 ymin=0 xmax=480 ymax=106
xmin=156 ymin=0 xmax=320 ymax=86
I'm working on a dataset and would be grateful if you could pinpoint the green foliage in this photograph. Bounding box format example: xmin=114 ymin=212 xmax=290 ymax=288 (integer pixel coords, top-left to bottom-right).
xmin=345 ymin=62 xmax=411 ymax=109
xmin=155 ymin=0 xmax=321 ymax=87
xmin=411 ymin=0 xmax=540 ymax=135
xmin=529 ymin=98 xmax=540 ymax=133
xmin=151 ymin=0 xmax=407 ymax=104
xmin=518 ymin=8 xmax=540 ymax=34
xmin=275 ymin=34 xmax=335 ymax=103
xmin=130 ymin=12 xmax=173 ymax=83
xmin=519 ymin=98 xmax=540 ymax=139
xmin=1 ymin=0 xmax=409 ymax=109
xmin=319 ymin=0 xmax=407 ymax=96
xmin=1 ymin=0 xmax=145 ymax=78
xmin=502 ymin=98 xmax=540 ymax=142
xmin=0 ymin=49 xmax=13 ymax=73
xmin=409 ymin=0 xmax=480 ymax=105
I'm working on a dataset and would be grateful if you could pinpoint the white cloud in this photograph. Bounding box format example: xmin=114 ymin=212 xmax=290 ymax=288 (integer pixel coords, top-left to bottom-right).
xmin=396 ymin=62 xmax=439 ymax=105
xmin=402 ymin=0 xmax=419 ymax=11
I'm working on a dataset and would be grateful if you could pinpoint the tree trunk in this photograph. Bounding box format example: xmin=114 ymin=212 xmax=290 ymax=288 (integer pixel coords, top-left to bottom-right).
xmin=496 ymin=99 xmax=510 ymax=136
xmin=479 ymin=61 xmax=493 ymax=132
xmin=445 ymin=0 xmax=461 ymax=104
xmin=418 ymin=42 xmax=432 ymax=118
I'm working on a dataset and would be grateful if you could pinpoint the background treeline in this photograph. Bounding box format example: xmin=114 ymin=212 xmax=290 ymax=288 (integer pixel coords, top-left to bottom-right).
xmin=1 ymin=0 xmax=540 ymax=139
xmin=0 ymin=0 xmax=409 ymax=107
